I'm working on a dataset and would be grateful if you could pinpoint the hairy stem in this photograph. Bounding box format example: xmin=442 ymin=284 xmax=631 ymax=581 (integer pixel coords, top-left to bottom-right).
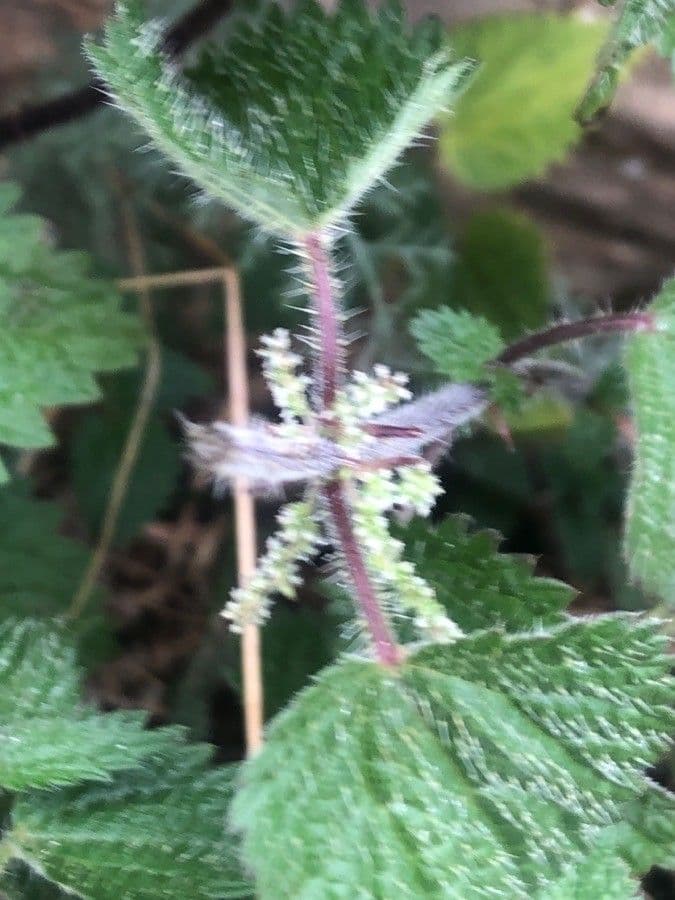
xmin=324 ymin=480 xmax=401 ymax=666
xmin=304 ymin=233 xmax=342 ymax=409
xmin=495 ymin=312 xmax=655 ymax=366
xmin=306 ymin=230 xmax=400 ymax=665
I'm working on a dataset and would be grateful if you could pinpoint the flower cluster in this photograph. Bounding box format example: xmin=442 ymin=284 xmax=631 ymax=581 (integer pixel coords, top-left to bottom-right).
xmin=217 ymin=329 xmax=463 ymax=647
xmin=332 ymin=365 xmax=411 ymax=448
xmin=223 ymin=500 xmax=322 ymax=632
xmin=351 ymin=468 xmax=460 ymax=642
xmin=256 ymin=329 xmax=312 ymax=437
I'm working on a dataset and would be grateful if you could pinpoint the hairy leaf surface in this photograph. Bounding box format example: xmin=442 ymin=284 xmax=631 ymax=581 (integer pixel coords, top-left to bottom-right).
xmin=440 ymin=14 xmax=606 ymax=189
xmin=398 ymin=515 xmax=574 ymax=633
xmin=0 ymin=620 xmax=184 ymax=791
xmin=0 ymin=184 xmax=141 ymax=476
xmin=411 ymin=307 xmax=503 ymax=383
xmin=233 ymin=618 xmax=673 ymax=898
xmin=8 ymin=746 xmax=251 ymax=900
xmin=539 ymin=853 xmax=641 ymax=899
xmin=624 ymin=277 xmax=675 ymax=602
xmin=90 ymin=0 xmax=472 ymax=234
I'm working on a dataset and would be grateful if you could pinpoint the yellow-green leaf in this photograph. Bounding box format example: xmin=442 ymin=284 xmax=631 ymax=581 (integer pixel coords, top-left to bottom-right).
xmin=440 ymin=14 xmax=607 ymax=190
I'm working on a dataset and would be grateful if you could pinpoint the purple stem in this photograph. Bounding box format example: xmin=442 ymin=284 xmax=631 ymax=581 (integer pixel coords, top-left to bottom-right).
xmin=324 ymin=481 xmax=401 ymax=667
xmin=495 ymin=312 xmax=655 ymax=367
xmin=305 ymin=234 xmax=341 ymax=409
xmin=306 ymin=230 xmax=400 ymax=666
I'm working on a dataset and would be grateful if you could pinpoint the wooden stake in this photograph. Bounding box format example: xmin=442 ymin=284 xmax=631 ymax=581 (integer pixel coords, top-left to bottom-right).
xmin=222 ymin=268 xmax=264 ymax=755
xmin=104 ymin=253 xmax=264 ymax=753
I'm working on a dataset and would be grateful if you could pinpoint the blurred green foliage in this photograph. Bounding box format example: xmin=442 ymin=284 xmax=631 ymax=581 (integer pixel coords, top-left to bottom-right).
xmin=440 ymin=14 xmax=607 ymax=188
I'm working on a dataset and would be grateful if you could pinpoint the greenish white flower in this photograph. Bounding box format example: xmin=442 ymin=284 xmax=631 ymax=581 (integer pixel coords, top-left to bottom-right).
xmin=256 ymin=328 xmax=312 ymax=437
xmin=351 ymin=470 xmax=460 ymax=642
xmin=346 ymin=365 xmax=411 ymax=418
xmin=220 ymin=330 xmax=466 ymax=644
xmin=222 ymin=499 xmax=322 ymax=632
xmin=396 ymin=462 xmax=444 ymax=516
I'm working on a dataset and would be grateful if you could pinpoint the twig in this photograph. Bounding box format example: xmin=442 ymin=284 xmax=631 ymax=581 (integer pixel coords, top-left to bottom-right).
xmin=117 ymin=268 xmax=231 ymax=292
xmin=494 ymin=312 xmax=655 ymax=367
xmin=113 ymin=175 xmax=233 ymax=267
xmin=116 ymin=259 xmax=265 ymax=751
xmin=68 ymin=194 xmax=162 ymax=620
xmin=0 ymin=0 xmax=233 ymax=150
xmin=91 ymin=241 xmax=265 ymax=748
xmin=222 ymin=267 xmax=264 ymax=754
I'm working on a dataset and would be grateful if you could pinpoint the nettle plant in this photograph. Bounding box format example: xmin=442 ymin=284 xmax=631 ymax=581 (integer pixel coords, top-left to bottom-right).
xmin=1 ymin=1 xmax=674 ymax=898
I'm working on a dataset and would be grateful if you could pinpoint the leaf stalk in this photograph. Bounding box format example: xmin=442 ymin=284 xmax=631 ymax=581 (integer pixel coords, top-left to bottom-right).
xmin=495 ymin=312 xmax=655 ymax=366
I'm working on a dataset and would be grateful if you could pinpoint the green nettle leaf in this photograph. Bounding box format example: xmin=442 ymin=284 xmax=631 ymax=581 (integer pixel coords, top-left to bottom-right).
xmin=439 ymin=14 xmax=607 ymax=189
xmin=624 ymin=277 xmax=675 ymax=602
xmin=397 ymin=515 xmax=574 ymax=633
xmin=6 ymin=747 xmax=251 ymax=900
xmin=232 ymin=618 xmax=674 ymax=899
xmin=0 ymin=483 xmax=97 ymax=618
xmin=577 ymin=0 xmax=675 ymax=123
xmin=0 ymin=183 xmax=142 ymax=477
xmin=0 ymin=619 xmax=185 ymax=791
xmin=410 ymin=307 xmax=503 ymax=382
xmin=409 ymin=305 xmax=523 ymax=411
xmin=0 ymin=482 xmax=112 ymax=665
xmin=449 ymin=210 xmax=550 ymax=340
xmin=540 ymin=852 xmax=641 ymax=899
xmin=611 ymin=783 xmax=675 ymax=874
xmin=89 ymin=0 xmax=473 ymax=236
xmin=0 ymin=479 xmax=114 ymax=666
